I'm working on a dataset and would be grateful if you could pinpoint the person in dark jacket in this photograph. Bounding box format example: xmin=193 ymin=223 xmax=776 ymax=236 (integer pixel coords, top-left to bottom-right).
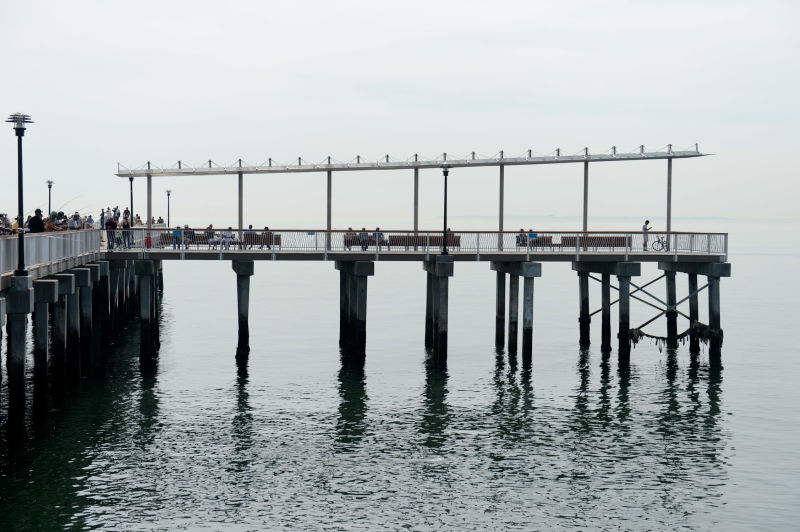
xmin=28 ymin=208 xmax=45 ymax=233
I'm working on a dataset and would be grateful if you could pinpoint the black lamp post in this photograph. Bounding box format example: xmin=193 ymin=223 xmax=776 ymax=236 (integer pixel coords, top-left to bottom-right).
xmin=166 ymin=189 xmax=171 ymax=227
xmin=441 ymin=164 xmax=450 ymax=255
xmin=129 ymin=177 xmax=134 ymax=225
xmin=46 ymin=180 xmax=54 ymax=215
xmin=7 ymin=113 xmax=33 ymax=276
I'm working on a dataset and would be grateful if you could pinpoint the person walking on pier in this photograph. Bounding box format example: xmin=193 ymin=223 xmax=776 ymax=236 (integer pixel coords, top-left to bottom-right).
xmin=642 ymin=219 xmax=652 ymax=251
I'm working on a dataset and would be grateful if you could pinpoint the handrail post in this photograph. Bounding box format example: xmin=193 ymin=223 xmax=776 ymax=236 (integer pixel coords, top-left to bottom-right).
xmin=426 ymin=232 xmax=430 ymax=261
xmin=627 ymin=234 xmax=631 ymax=261
xmin=673 ymin=233 xmax=678 ymax=261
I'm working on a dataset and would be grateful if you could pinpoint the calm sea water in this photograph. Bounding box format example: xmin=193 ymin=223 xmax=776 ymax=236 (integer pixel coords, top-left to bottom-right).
xmin=1 ymin=218 xmax=799 ymax=530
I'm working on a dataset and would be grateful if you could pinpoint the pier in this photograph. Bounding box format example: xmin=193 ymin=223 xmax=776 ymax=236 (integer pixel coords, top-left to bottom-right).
xmin=1 ymin=145 xmax=731 ymax=423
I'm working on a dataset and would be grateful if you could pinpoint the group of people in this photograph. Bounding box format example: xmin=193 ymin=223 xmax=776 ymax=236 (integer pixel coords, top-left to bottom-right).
xmin=102 ymin=206 xmax=137 ymax=249
xmin=344 ymin=227 xmax=386 ymax=251
xmin=0 ymin=210 xmax=95 ymax=234
xmin=516 ymin=228 xmax=539 ymax=245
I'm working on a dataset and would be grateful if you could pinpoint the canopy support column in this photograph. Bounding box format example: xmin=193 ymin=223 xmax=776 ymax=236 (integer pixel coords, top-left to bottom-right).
xmin=498 ymin=164 xmax=504 ymax=250
xmin=238 ymin=171 xmax=243 ymax=232
xmin=666 ymin=157 xmax=673 ymax=250
xmin=582 ymin=161 xmax=588 ymax=233
xmin=413 ymin=168 xmax=419 ymax=233
xmin=326 ymin=170 xmax=332 ymax=251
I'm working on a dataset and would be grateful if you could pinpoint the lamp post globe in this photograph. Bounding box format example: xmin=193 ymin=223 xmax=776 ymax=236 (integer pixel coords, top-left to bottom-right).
xmin=6 ymin=113 xmax=33 ymax=276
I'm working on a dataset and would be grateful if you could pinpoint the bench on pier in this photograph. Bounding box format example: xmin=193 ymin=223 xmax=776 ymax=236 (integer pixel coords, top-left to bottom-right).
xmin=386 ymin=234 xmax=461 ymax=250
xmin=559 ymin=235 xmax=631 ymax=250
xmin=515 ymin=235 xmax=554 ymax=249
xmin=241 ymin=233 xmax=281 ymax=250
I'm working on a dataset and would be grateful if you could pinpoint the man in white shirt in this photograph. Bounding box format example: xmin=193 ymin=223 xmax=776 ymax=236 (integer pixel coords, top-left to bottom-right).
xmin=642 ymin=220 xmax=651 ymax=251
xmin=68 ymin=212 xmax=82 ymax=230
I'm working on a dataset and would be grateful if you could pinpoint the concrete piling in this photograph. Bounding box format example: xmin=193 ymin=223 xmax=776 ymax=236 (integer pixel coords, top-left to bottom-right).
xmin=491 ymin=262 xmax=541 ymax=360
xmin=508 ymin=274 xmax=519 ymax=353
xmin=522 ymin=276 xmax=534 ymax=357
xmin=232 ymin=260 xmax=254 ymax=353
xmin=66 ymin=277 xmax=82 ymax=380
xmin=423 ymin=256 xmax=453 ymax=358
xmin=6 ymin=276 xmax=33 ymax=422
xmin=425 ymin=272 xmax=434 ymax=349
xmin=51 ymin=273 xmax=75 ymax=391
xmin=431 ymin=275 xmax=440 ymax=351
xmin=33 ymin=280 xmax=59 ymax=381
xmin=85 ymin=264 xmax=102 ymax=367
xmin=573 ymin=262 xmax=640 ymax=362
xmin=339 ymin=270 xmax=347 ymax=347
xmin=355 ymin=274 xmax=369 ymax=352
xmin=72 ymin=267 xmax=93 ymax=375
xmin=109 ymin=262 xmax=121 ymax=334
xmin=135 ymin=260 xmax=155 ymax=358
xmin=578 ymin=271 xmax=590 ymax=349
xmin=665 ymin=271 xmax=677 ymax=348
xmin=96 ymin=261 xmax=111 ymax=345
xmin=153 ymin=260 xmax=162 ymax=350
xmin=688 ymin=273 xmax=699 ymax=354
xmin=617 ymin=275 xmax=631 ymax=366
xmin=601 ymin=273 xmax=612 ymax=353
xmin=708 ymin=276 xmax=721 ymax=361
xmin=495 ymin=271 xmax=505 ymax=347
xmin=335 ymin=261 xmax=374 ymax=354
xmin=659 ymin=261 xmax=729 ymax=361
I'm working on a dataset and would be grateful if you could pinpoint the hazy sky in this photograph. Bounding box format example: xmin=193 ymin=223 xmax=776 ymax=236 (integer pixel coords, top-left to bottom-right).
xmin=1 ymin=0 xmax=798 ymax=229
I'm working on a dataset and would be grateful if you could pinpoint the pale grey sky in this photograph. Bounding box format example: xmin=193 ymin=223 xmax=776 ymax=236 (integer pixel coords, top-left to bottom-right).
xmin=1 ymin=0 xmax=798 ymax=229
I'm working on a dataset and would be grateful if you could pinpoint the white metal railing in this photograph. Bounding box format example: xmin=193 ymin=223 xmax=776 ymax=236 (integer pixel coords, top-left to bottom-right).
xmin=106 ymin=228 xmax=727 ymax=258
xmin=0 ymin=230 xmax=102 ymax=276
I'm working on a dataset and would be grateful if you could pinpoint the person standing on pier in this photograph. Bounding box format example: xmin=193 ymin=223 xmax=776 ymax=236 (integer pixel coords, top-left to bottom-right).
xmin=172 ymin=226 xmax=182 ymax=249
xmin=121 ymin=216 xmax=132 ymax=248
xmin=105 ymin=215 xmax=117 ymax=249
xmin=28 ymin=209 xmax=45 ymax=233
xmin=642 ymin=219 xmax=651 ymax=251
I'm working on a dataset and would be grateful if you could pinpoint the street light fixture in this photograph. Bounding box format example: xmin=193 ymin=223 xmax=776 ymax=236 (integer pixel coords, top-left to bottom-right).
xmin=7 ymin=112 xmax=33 ymax=276
xmin=166 ymin=189 xmax=171 ymax=227
xmin=46 ymin=180 xmax=54 ymax=215
xmin=441 ymin=165 xmax=451 ymax=255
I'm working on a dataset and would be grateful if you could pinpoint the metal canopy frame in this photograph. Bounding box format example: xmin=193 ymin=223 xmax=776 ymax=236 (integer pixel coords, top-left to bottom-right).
xmin=116 ymin=145 xmax=708 ymax=252
xmin=116 ymin=146 xmax=705 ymax=178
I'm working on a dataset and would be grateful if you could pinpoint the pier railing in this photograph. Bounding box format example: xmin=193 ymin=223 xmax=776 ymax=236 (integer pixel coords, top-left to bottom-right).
xmin=0 ymin=230 xmax=102 ymax=277
xmin=105 ymin=228 xmax=728 ymax=259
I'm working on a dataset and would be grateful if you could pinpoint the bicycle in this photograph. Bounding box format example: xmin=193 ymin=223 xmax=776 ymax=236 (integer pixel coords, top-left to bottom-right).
xmin=650 ymin=235 xmax=668 ymax=252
